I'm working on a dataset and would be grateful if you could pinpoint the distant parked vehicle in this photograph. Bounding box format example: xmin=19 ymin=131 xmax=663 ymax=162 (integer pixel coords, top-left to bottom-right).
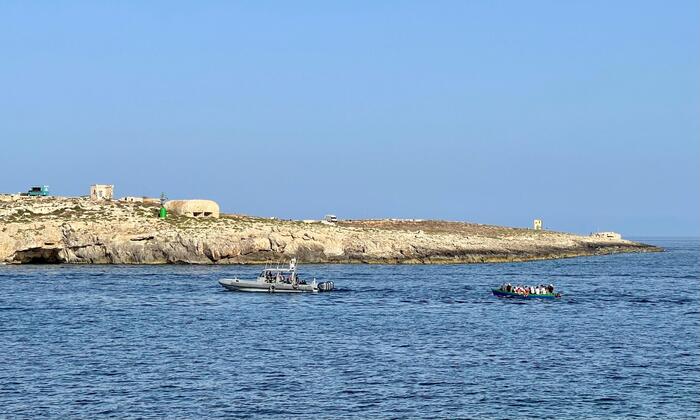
xmin=25 ymin=186 xmax=50 ymax=197
xmin=324 ymin=214 xmax=338 ymax=223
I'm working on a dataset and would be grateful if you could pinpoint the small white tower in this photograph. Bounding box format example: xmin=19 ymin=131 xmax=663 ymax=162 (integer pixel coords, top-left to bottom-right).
xmin=90 ymin=184 xmax=114 ymax=200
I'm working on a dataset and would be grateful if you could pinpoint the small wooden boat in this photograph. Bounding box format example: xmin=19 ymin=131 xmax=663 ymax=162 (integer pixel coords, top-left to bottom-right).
xmin=492 ymin=289 xmax=561 ymax=300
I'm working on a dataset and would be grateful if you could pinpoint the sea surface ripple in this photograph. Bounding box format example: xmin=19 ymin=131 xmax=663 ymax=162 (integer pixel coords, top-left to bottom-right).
xmin=1 ymin=238 xmax=698 ymax=418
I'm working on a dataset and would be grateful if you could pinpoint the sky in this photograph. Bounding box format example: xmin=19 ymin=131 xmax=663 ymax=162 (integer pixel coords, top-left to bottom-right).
xmin=1 ymin=1 xmax=698 ymax=236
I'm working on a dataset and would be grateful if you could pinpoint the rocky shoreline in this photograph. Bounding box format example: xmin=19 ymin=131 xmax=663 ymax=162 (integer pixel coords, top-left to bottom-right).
xmin=0 ymin=197 xmax=661 ymax=265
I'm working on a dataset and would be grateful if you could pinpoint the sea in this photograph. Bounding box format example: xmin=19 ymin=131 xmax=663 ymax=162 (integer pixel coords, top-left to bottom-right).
xmin=1 ymin=238 xmax=698 ymax=419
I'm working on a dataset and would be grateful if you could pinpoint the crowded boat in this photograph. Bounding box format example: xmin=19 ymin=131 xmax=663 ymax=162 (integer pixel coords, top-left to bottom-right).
xmin=492 ymin=283 xmax=561 ymax=299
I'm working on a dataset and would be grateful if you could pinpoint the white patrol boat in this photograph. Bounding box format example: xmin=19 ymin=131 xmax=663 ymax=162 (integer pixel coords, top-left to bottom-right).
xmin=218 ymin=259 xmax=334 ymax=293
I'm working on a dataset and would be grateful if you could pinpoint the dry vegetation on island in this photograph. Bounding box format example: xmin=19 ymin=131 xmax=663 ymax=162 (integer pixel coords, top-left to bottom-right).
xmin=0 ymin=196 xmax=661 ymax=264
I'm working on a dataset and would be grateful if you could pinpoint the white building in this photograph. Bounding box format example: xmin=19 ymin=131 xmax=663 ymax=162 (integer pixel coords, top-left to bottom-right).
xmin=119 ymin=196 xmax=144 ymax=203
xmin=90 ymin=184 xmax=114 ymax=200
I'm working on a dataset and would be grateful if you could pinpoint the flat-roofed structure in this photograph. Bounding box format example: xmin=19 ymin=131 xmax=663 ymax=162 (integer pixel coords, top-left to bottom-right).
xmin=165 ymin=199 xmax=220 ymax=218
xmin=533 ymin=219 xmax=543 ymax=230
xmin=119 ymin=196 xmax=144 ymax=203
xmin=90 ymin=184 xmax=114 ymax=200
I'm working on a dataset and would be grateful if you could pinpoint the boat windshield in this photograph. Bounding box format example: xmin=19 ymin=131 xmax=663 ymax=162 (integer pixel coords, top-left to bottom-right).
xmin=260 ymin=269 xmax=292 ymax=275
xmin=259 ymin=259 xmax=299 ymax=282
xmin=259 ymin=269 xmax=297 ymax=283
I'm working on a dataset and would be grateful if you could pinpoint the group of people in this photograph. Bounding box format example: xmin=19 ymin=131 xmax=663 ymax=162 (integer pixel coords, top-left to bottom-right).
xmin=264 ymin=271 xmax=292 ymax=283
xmin=262 ymin=271 xmax=307 ymax=285
xmin=499 ymin=283 xmax=555 ymax=296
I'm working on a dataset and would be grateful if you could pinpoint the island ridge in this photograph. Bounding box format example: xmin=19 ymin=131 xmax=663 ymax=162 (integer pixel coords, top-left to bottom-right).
xmin=0 ymin=197 xmax=660 ymax=265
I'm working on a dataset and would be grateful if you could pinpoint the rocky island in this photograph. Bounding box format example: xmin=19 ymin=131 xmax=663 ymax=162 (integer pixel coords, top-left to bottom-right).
xmin=0 ymin=196 xmax=661 ymax=264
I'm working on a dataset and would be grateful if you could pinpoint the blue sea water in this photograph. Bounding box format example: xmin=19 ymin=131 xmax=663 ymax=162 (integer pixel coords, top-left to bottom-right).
xmin=0 ymin=238 xmax=698 ymax=419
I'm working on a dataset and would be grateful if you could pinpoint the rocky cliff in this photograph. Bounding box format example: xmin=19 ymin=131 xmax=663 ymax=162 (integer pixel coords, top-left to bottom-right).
xmin=0 ymin=197 xmax=660 ymax=264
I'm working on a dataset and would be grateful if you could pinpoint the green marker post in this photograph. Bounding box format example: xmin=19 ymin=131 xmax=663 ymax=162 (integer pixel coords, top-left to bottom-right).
xmin=159 ymin=192 xmax=168 ymax=219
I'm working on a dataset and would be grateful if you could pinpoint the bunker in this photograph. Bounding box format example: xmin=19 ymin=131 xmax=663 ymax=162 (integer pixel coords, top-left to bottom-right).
xmin=164 ymin=199 xmax=220 ymax=218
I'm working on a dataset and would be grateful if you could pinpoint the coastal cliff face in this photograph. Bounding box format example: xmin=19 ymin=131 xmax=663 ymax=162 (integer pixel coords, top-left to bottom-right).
xmin=0 ymin=197 xmax=660 ymax=264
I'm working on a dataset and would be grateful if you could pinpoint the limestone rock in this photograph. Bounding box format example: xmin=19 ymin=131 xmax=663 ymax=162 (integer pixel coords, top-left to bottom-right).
xmin=0 ymin=197 xmax=661 ymax=264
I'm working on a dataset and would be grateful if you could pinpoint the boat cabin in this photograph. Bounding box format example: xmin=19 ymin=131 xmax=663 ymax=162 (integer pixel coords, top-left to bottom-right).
xmin=258 ymin=259 xmax=301 ymax=284
xmin=259 ymin=268 xmax=298 ymax=283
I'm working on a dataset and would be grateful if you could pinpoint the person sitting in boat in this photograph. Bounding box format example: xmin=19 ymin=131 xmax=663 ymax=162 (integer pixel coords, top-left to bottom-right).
xmin=547 ymin=284 xmax=555 ymax=294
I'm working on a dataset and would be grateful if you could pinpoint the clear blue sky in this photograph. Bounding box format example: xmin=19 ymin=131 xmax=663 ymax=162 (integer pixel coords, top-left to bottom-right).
xmin=1 ymin=1 xmax=698 ymax=236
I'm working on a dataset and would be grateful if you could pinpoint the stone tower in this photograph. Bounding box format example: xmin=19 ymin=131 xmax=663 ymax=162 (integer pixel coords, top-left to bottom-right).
xmin=90 ymin=184 xmax=114 ymax=200
xmin=533 ymin=219 xmax=542 ymax=230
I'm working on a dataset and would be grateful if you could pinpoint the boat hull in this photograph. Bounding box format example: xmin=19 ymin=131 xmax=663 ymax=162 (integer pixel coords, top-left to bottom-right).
xmin=492 ymin=289 xmax=559 ymax=299
xmin=219 ymin=278 xmax=323 ymax=293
